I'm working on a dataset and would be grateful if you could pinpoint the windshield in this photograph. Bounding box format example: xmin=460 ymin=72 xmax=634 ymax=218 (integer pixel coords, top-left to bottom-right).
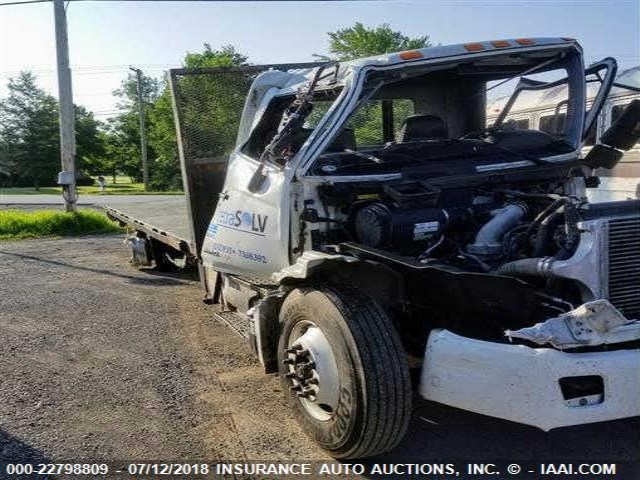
xmin=309 ymin=47 xmax=585 ymax=176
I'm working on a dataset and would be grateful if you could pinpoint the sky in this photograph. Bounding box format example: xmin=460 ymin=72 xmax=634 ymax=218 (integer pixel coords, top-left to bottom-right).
xmin=1 ymin=0 xmax=638 ymax=119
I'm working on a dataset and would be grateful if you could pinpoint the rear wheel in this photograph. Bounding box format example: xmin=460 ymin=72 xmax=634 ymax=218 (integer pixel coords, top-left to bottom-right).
xmin=150 ymin=240 xmax=177 ymax=272
xmin=277 ymin=284 xmax=411 ymax=459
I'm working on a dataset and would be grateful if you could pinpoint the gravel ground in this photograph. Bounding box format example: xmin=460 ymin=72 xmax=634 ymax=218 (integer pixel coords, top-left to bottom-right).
xmin=0 ymin=234 xmax=327 ymax=464
xmin=0 ymin=235 xmax=637 ymax=476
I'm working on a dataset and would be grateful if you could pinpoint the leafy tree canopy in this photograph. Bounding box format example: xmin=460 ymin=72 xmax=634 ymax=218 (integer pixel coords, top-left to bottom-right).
xmin=184 ymin=44 xmax=248 ymax=68
xmin=326 ymin=22 xmax=430 ymax=60
xmin=0 ymin=72 xmax=60 ymax=188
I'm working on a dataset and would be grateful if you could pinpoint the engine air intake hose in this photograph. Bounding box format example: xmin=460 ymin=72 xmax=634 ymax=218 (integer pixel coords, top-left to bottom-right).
xmin=467 ymin=202 xmax=527 ymax=256
xmin=494 ymin=257 xmax=555 ymax=277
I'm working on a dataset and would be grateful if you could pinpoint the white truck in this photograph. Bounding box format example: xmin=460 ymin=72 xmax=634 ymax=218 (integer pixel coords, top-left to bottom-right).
xmin=107 ymin=38 xmax=640 ymax=459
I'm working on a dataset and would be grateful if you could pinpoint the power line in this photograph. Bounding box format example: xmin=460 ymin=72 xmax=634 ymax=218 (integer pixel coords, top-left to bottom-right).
xmin=0 ymin=0 xmax=49 ymax=5
xmin=1 ymin=0 xmax=372 ymax=5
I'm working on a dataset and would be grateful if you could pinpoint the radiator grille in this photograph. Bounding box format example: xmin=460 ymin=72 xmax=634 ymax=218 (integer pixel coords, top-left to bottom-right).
xmin=608 ymin=216 xmax=640 ymax=319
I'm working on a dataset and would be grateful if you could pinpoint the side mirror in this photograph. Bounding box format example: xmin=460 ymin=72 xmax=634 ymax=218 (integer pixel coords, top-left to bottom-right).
xmin=600 ymin=99 xmax=640 ymax=151
xmin=581 ymin=144 xmax=623 ymax=170
xmin=582 ymin=99 xmax=640 ymax=170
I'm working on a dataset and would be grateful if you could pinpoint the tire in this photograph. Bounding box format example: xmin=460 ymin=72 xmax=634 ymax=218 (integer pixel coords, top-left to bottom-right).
xmin=277 ymin=283 xmax=411 ymax=459
xmin=150 ymin=240 xmax=176 ymax=272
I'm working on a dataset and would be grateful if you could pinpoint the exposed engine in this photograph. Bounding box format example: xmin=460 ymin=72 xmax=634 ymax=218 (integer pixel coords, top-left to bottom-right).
xmin=321 ymin=179 xmax=584 ymax=275
xmin=311 ymin=173 xmax=640 ymax=344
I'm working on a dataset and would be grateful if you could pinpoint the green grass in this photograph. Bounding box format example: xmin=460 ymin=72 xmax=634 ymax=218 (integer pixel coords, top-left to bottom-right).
xmin=0 ymin=183 xmax=182 ymax=196
xmin=0 ymin=209 xmax=124 ymax=240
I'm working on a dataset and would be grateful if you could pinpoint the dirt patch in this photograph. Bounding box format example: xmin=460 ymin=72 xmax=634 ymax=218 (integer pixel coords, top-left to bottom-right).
xmin=172 ymin=296 xmax=327 ymax=461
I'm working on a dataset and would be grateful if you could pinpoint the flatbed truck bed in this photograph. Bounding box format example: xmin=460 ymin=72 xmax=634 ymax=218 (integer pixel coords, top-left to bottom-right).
xmin=104 ymin=197 xmax=197 ymax=263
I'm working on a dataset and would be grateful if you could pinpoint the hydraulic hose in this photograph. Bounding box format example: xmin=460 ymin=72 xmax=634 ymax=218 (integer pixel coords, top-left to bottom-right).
xmin=531 ymin=211 xmax=564 ymax=257
xmin=555 ymin=202 xmax=581 ymax=260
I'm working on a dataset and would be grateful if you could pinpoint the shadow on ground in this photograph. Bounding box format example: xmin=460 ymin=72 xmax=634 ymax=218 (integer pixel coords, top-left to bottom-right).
xmin=358 ymin=398 xmax=639 ymax=477
xmin=0 ymin=428 xmax=49 ymax=465
xmin=0 ymin=249 xmax=195 ymax=287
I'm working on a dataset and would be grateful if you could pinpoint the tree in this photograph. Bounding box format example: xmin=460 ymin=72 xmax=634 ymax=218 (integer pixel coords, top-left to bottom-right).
xmin=100 ymin=123 xmax=139 ymax=184
xmin=75 ymin=105 xmax=106 ymax=177
xmin=93 ymin=44 xmax=250 ymax=191
xmin=113 ymin=72 xmax=161 ymax=110
xmin=0 ymin=72 xmax=106 ymax=188
xmin=0 ymin=72 xmax=60 ymax=188
xmin=183 ymin=43 xmax=248 ymax=68
xmin=147 ymin=86 xmax=180 ymax=190
xmin=145 ymin=44 xmax=249 ymax=190
xmin=318 ymin=24 xmax=429 ymax=144
xmin=105 ymin=71 xmax=162 ymax=183
xmin=324 ymin=22 xmax=430 ymax=61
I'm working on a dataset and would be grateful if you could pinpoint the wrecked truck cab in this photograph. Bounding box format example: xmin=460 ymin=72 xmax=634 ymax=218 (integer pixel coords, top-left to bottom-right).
xmin=199 ymin=38 xmax=640 ymax=459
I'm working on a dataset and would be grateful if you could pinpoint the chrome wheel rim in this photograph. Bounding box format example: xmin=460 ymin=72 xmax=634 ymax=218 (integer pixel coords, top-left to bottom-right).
xmin=283 ymin=320 xmax=340 ymax=421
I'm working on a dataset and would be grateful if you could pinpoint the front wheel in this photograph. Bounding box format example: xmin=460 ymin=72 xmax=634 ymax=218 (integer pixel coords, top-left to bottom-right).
xmin=277 ymin=284 xmax=411 ymax=459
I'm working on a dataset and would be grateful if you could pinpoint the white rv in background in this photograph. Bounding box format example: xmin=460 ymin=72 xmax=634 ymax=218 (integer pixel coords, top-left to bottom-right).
xmin=488 ymin=65 xmax=640 ymax=202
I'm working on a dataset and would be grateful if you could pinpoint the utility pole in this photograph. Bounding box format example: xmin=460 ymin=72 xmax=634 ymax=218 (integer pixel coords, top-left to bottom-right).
xmin=130 ymin=67 xmax=149 ymax=190
xmin=53 ymin=0 xmax=77 ymax=212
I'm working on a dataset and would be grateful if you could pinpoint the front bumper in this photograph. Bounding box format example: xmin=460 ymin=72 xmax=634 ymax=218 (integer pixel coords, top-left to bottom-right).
xmin=419 ymin=329 xmax=640 ymax=431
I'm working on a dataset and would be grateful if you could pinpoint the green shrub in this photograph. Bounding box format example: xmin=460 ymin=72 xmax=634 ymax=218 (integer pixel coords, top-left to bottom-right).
xmin=0 ymin=209 xmax=123 ymax=240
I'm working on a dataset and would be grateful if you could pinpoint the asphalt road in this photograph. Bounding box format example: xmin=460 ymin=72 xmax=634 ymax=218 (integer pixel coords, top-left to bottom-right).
xmin=0 ymin=193 xmax=185 ymax=207
xmin=0 ymin=234 xmax=638 ymax=477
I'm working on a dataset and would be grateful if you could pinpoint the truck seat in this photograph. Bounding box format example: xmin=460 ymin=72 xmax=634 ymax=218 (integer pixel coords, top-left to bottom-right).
xmin=397 ymin=115 xmax=449 ymax=142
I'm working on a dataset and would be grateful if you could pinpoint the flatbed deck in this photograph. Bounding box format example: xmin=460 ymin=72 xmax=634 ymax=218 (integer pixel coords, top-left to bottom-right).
xmin=104 ymin=196 xmax=196 ymax=257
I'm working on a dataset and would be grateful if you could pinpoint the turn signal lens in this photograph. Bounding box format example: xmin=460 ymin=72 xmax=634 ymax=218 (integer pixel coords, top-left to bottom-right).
xmin=398 ymin=50 xmax=423 ymax=60
xmin=464 ymin=43 xmax=485 ymax=52
xmin=515 ymin=38 xmax=535 ymax=45
xmin=491 ymin=40 xmax=510 ymax=48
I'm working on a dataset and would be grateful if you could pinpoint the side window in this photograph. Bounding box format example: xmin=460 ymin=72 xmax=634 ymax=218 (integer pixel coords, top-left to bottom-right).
xmin=242 ymin=94 xmax=340 ymax=164
xmin=392 ymin=99 xmax=415 ymax=135
xmin=503 ymin=118 xmax=530 ymax=129
xmin=346 ymin=99 xmax=415 ymax=149
xmin=349 ymin=100 xmax=384 ymax=147
xmin=539 ymin=112 xmax=566 ymax=135
xmin=242 ymin=96 xmax=291 ymax=160
xmin=304 ymin=101 xmax=333 ymax=129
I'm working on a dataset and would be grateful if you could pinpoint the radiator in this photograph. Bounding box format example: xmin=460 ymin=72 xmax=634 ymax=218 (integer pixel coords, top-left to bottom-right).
xmin=608 ymin=215 xmax=640 ymax=320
